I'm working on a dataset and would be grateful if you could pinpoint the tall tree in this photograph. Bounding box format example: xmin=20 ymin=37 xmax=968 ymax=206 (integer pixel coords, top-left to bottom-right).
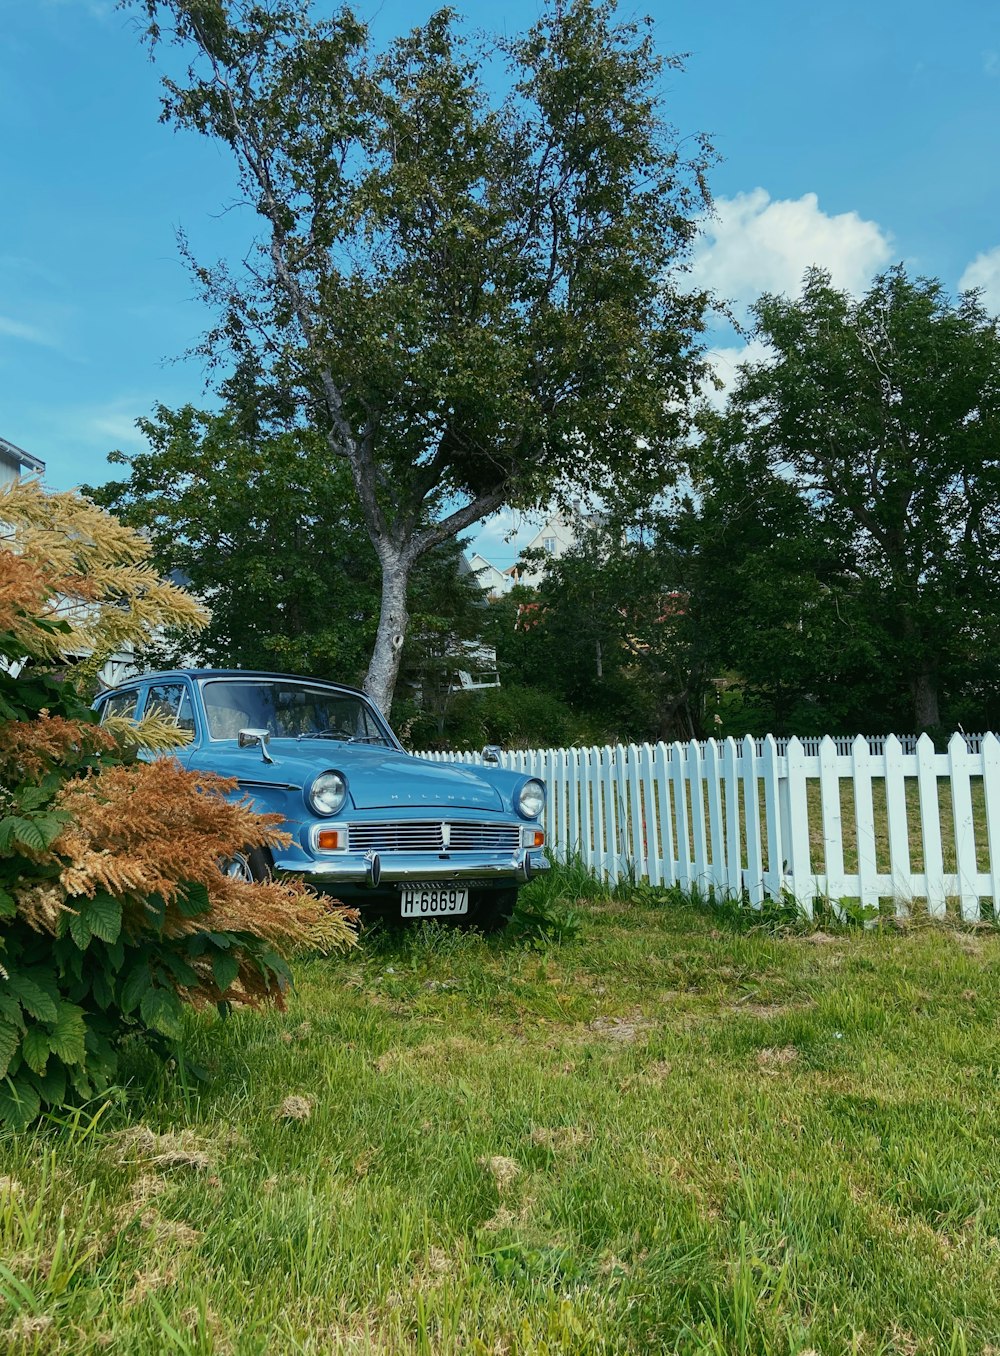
xmin=132 ymin=0 xmax=713 ymax=710
xmin=723 ymin=267 xmax=1000 ymax=732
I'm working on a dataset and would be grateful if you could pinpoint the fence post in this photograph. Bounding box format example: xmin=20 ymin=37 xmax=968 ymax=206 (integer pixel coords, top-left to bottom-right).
xmin=949 ymin=732 xmax=980 ymax=921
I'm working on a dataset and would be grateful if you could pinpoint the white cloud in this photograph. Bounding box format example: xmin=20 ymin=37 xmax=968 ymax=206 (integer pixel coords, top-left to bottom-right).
xmin=0 ymin=314 xmax=57 ymax=348
xmin=959 ymin=246 xmax=1000 ymax=315
xmin=702 ymin=339 xmax=774 ymax=411
xmin=692 ymin=189 xmax=894 ymax=317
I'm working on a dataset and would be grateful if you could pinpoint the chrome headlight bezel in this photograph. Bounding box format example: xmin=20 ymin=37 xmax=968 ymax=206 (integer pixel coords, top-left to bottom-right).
xmin=516 ymin=777 xmax=546 ymax=821
xmin=307 ymin=770 xmax=348 ymax=817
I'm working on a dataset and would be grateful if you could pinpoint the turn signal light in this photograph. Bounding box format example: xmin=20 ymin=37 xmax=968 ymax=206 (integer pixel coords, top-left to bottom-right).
xmin=316 ymin=828 xmax=345 ymax=851
xmin=532 ymin=830 xmax=545 ymax=848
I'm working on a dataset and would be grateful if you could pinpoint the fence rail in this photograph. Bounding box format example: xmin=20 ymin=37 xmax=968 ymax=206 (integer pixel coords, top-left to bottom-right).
xmin=413 ymin=734 xmax=1000 ymax=919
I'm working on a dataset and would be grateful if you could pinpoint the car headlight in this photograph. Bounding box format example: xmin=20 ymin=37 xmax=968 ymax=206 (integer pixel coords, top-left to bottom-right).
xmin=308 ymin=770 xmax=347 ymax=816
xmin=516 ymin=778 xmax=545 ymax=820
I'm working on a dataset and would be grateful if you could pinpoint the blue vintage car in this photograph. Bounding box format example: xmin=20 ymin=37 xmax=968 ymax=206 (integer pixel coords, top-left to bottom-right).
xmin=93 ymin=669 xmax=548 ymax=931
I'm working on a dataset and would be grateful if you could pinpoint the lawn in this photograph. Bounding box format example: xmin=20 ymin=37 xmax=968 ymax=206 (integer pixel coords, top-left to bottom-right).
xmin=4 ymin=876 xmax=1000 ymax=1354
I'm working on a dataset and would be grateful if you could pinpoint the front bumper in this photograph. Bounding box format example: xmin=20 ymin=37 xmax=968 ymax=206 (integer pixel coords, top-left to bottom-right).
xmin=271 ymin=847 xmax=550 ymax=889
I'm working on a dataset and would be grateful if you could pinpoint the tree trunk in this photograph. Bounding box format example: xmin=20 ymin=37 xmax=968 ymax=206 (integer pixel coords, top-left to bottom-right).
xmin=364 ymin=551 xmax=411 ymax=715
xmin=911 ymin=669 xmax=940 ymax=733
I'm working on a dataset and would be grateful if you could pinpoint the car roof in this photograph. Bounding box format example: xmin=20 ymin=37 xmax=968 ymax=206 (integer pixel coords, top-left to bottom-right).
xmin=101 ymin=669 xmax=367 ymax=699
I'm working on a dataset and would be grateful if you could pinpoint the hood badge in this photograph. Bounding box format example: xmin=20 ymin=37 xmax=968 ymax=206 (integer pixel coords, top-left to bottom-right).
xmin=441 ymin=823 xmax=451 ymax=849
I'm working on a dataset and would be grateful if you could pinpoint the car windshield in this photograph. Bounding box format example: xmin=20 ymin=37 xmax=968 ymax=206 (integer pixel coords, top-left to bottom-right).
xmin=200 ymin=679 xmax=395 ymax=746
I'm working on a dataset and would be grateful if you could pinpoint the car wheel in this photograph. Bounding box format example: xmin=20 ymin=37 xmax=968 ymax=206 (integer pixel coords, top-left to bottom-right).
xmin=465 ymin=888 xmax=517 ymax=934
xmin=222 ymin=846 xmax=273 ymax=883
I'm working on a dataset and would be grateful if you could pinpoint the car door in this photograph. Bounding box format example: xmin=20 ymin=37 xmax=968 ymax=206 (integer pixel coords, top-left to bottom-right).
xmin=139 ymin=679 xmax=199 ymax=765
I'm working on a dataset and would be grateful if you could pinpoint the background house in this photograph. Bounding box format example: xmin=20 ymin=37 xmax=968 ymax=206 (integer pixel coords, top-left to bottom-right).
xmin=1 ymin=435 xmax=45 ymax=487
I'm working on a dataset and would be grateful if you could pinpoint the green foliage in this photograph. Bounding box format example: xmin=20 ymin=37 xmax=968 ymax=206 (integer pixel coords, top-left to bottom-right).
xmin=712 ymin=265 xmax=1000 ymax=734
xmin=130 ymin=0 xmax=714 ymax=708
xmin=406 ymin=682 xmax=589 ymax=753
xmin=0 ymin=498 xmax=346 ymax=1131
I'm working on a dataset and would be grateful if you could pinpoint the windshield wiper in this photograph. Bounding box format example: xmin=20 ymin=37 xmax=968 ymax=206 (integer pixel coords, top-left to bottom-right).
xmin=295 ymin=731 xmax=350 ymax=741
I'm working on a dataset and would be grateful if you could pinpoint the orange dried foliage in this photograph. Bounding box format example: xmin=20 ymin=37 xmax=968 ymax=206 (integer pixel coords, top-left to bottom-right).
xmin=0 ymin=712 xmax=117 ymax=782
xmin=50 ymin=760 xmax=357 ymax=957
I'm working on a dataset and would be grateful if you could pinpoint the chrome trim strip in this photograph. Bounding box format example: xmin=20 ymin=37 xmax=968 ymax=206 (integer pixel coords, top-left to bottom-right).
xmin=271 ymin=848 xmax=550 ymax=887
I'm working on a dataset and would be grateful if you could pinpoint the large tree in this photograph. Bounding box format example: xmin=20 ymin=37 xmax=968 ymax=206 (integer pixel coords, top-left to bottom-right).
xmin=132 ymin=0 xmax=712 ymax=710
xmin=723 ymin=267 xmax=1000 ymax=732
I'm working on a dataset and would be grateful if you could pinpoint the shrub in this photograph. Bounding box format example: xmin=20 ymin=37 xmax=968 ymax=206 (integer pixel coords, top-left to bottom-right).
xmin=0 ymin=481 xmax=356 ymax=1129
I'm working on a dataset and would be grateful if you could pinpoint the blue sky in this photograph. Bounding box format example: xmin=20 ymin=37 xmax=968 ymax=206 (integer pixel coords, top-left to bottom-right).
xmin=3 ymin=0 xmax=1000 ymax=565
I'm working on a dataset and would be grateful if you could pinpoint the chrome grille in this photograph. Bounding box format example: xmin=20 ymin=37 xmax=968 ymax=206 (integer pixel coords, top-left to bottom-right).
xmin=347 ymin=822 xmax=521 ymax=853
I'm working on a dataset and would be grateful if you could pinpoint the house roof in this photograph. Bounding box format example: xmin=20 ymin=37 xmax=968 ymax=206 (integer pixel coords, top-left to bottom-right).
xmin=0 ymin=435 xmax=45 ymax=474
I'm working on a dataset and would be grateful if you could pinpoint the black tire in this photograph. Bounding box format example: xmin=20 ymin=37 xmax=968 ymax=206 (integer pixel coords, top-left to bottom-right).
xmin=222 ymin=846 xmax=273 ymax=883
xmin=464 ymin=888 xmax=517 ymax=934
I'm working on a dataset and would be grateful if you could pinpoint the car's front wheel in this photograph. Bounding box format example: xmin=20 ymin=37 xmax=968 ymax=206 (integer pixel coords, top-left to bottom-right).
xmin=464 ymin=888 xmax=517 ymax=934
xmin=222 ymin=846 xmax=273 ymax=883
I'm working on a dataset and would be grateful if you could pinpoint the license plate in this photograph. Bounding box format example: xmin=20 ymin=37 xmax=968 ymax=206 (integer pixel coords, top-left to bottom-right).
xmin=400 ymin=886 xmax=469 ymax=918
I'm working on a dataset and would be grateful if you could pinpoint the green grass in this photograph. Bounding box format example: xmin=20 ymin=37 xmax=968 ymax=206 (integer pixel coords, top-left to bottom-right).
xmin=5 ymin=876 xmax=1000 ymax=1354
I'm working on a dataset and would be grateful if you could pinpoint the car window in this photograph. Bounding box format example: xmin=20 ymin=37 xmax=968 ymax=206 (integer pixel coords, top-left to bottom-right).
xmin=200 ymin=679 xmax=395 ymax=745
xmin=145 ymin=682 xmax=195 ymax=735
xmin=98 ymin=689 xmax=140 ymax=723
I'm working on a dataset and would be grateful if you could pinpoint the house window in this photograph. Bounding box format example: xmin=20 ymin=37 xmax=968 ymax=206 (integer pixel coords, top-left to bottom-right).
xmin=542 ymin=536 xmax=556 ymax=555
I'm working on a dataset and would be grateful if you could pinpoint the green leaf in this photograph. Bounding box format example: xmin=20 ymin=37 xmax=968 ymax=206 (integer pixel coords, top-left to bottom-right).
xmin=68 ymin=910 xmax=92 ymax=950
xmin=29 ymin=1061 xmax=66 ymax=1108
xmin=178 ymin=881 xmax=211 ymax=918
xmin=0 ymin=889 xmax=15 ymax=919
xmin=0 ymin=1021 xmax=20 ymax=1080
xmin=80 ymin=893 xmax=122 ymax=945
xmin=0 ymin=1075 xmax=40 ymax=1131
xmin=46 ymin=1002 xmax=87 ymax=1067
xmin=212 ymin=953 xmax=240 ymax=992
xmin=140 ymin=986 xmax=183 ymax=1040
xmin=6 ymin=973 xmax=58 ymax=1023
xmin=20 ymin=1027 xmax=50 ymax=1077
xmin=120 ymin=961 xmax=151 ymax=1015
xmin=7 ymin=817 xmax=46 ymax=853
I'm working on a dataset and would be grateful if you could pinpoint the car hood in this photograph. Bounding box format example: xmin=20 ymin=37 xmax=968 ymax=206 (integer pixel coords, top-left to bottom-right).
xmin=225 ymin=741 xmax=507 ymax=813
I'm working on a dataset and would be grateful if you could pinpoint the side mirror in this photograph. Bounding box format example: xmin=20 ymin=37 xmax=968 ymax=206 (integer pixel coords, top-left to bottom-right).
xmin=238 ymin=728 xmax=274 ymax=764
xmin=482 ymin=744 xmax=502 ymax=767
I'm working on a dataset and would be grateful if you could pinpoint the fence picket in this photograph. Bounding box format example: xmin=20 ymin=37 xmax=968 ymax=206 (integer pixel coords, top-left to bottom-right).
xmin=883 ymin=735 xmax=911 ymax=916
xmin=742 ymin=735 xmax=764 ymax=907
xmin=601 ymin=746 xmax=618 ymax=883
xmin=949 ymin=732 xmax=980 ymax=921
xmin=818 ymin=736 xmax=845 ymax=915
xmin=639 ymin=743 xmax=660 ymax=887
xmin=687 ymin=740 xmax=709 ymax=892
xmin=982 ymin=733 xmax=1000 ymax=917
xmin=784 ymin=737 xmax=813 ymax=916
xmin=761 ymin=736 xmax=784 ymax=900
xmin=916 ymin=734 xmax=946 ymax=917
xmin=722 ymin=737 xmax=742 ymax=898
xmin=704 ymin=739 xmax=725 ymax=893
xmin=654 ymin=742 xmax=676 ymax=887
xmin=672 ymin=741 xmax=692 ymax=890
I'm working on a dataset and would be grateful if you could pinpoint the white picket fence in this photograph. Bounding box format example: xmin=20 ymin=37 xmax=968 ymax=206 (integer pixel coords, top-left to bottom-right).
xmin=414 ymin=734 xmax=1000 ymax=920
